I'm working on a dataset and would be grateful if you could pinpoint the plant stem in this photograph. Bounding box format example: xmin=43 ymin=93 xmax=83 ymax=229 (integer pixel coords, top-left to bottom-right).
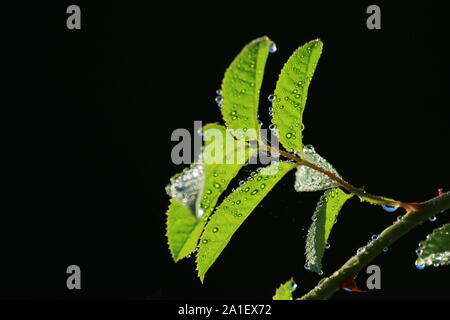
xmin=299 ymin=191 xmax=450 ymax=300
xmin=262 ymin=143 xmax=412 ymax=210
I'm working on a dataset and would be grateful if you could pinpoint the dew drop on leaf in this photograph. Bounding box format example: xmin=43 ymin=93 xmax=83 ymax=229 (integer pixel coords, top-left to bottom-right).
xmin=212 ymin=227 xmax=219 ymax=233
xmin=428 ymin=216 xmax=437 ymax=222
xmin=268 ymin=94 xmax=276 ymax=102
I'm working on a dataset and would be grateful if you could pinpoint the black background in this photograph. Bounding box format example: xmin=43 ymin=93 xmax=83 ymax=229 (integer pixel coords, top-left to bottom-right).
xmin=9 ymin=1 xmax=449 ymax=300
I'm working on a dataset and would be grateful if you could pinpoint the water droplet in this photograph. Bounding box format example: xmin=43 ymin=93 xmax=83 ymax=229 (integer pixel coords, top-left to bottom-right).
xmin=415 ymin=262 xmax=425 ymax=270
xmin=213 ymin=172 xmax=219 ymax=177
xmin=371 ymin=235 xmax=379 ymax=241
xmin=382 ymin=205 xmax=399 ymax=212
xmin=216 ymin=89 xmax=222 ymax=96
xmin=433 ymin=263 xmax=439 ymax=267
xmin=206 ymin=189 xmax=212 ymax=195
xmin=269 ymin=124 xmax=276 ymax=131
xmin=357 ymin=247 xmax=366 ymax=254
xmin=202 ymin=239 xmax=208 ymax=244
xmin=212 ymin=227 xmax=219 ymax=233
xmin=416 ymin=249 xmax=423 ymax=256
xmin=311 ymin=216 xmax=317 ymax=222
xmin=213 ymin=182 xmax=221 ymax=189
xmin=215 ymin=96 xmax=223 ymax=104
xmin=428 ymin=216 xmax=437 ymax=222
xmin=244 ymin=187 xmax=250 ymax=192
xmin=418 ymin=242 xmax=426 ymax=249
xmin=318 ymin=270 xmax=323 ymax=275
xmin=290 ymin=282 xmax=297 ymax=291
xmin=304 ymin=264 xmax=310 ymax=270
xmin=268 ymin=94 xmax=276 ymax=102
xmin=383 ymin=247 xmax=388 ymax=252
xmin=239 ymin=180 xmax=245 ymax=186
xmin=251 ymin=189 xmax=258 ymax=195
xmin=269 ymin=43 xmax=277 ymax=53
xmin=236 ymin=200 xmax=241 ymax=205
xmin=186 ymin=254 xmax=191 ymax=259
xmin=325 ymin=242 xmax=331 ymax=249
xmin=260 ymin=183 xmax=266 ymax=189
xmin=286 ymin=133 xmax=293 ymax=139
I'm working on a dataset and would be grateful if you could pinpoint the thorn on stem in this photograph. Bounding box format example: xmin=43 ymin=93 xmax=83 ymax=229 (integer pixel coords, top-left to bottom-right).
xmin=340 ymin=275 xmax=366 ymax=293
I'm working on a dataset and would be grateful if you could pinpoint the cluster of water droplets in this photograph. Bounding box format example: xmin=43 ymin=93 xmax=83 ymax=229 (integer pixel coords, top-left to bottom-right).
xmin=219 ymin=167 xmax=275 ymax=220
xmin=165 ymin=165 xmax=204 ymax=214
xmin=415 ymin=237 xmax=449 ymax=269
xmin=356 ymin=233 xmax=388 ymax=255
xmin=185 ymin=246 xmax=199 ymax=259
xmin=294 ymin=145 xmax=341 ymax=192
xmin=215 ymin=89 xmax=223 ymax=108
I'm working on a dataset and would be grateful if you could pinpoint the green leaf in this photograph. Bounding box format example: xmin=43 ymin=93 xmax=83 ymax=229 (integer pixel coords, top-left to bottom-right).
xmin=305 ymin=188 xmax=353 ymax=273
xmin=165 ymin=124 xmax=256 ymax=261
xmin=273 ymin=278 xmax=297 ymax=300
xmin=271 ymin=39 xmax=323 ymax=153
xmin=294 ymin=145 xmax=341 ymax=192
xmin=220 ymin=36 xmax=273 ymax=140
xmin=196 ymin=161 xmax=296 ymax=282
xmin=416 ymin=223 xmax=450 ymax=268
xmin=166 ymin=198 xmax=201 ymax=261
